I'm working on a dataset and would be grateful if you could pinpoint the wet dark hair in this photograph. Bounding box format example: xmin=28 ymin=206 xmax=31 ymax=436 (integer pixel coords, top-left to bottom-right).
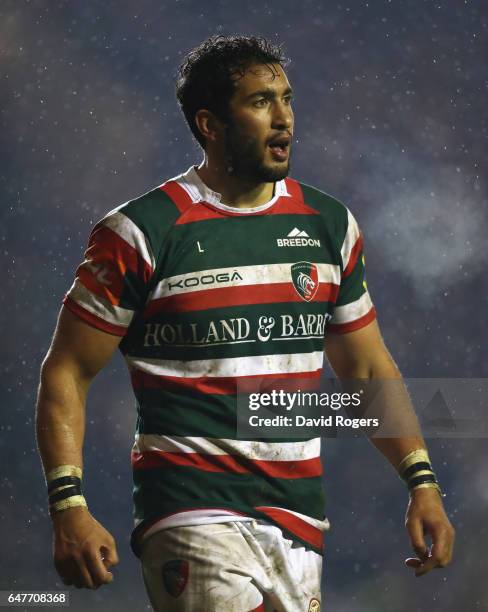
xmin=176 ymin=35 xmax=289 ymax=148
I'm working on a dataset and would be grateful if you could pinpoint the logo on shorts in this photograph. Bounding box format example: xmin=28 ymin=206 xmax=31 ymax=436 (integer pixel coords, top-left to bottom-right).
xmin=162 ymin=559 xmax=189 ymax=598
xmin=308 ymin=598 xmax=321 ymax=612
xmin=291 ymin=262 xmax=319 ymax=302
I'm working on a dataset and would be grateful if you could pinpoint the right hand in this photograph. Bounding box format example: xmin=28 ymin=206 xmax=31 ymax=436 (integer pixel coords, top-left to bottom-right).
xmin=52 ymin=506 xmax=119 ymax=589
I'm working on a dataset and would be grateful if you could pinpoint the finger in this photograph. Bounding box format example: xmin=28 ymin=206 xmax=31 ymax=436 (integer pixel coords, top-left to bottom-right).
xmin=414 ymin=529 xmax=454 ymax=576
xmin=55 ymin=558 xmax=77 ymax=587
xmin=101 ymin=543 xmax=119 ymax=568
xmin=406 ymin=518 xmax=429 ymax=559
xmin=430 ymin=526 xmax=454 ymax=568
xmin=73 ymin=557 xmax=96 ymax=589
xmin=84 ymin=549 xmax=114 ymax=586
xmin=55 ymin=565 xmax=73 ymax=586
xmin=415 ymin=554 xmax=437 ymax=577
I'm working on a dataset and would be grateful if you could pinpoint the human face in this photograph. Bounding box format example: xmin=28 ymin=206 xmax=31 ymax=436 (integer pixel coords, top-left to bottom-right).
xmin=223 ymin=63 xmax=294 ymax=183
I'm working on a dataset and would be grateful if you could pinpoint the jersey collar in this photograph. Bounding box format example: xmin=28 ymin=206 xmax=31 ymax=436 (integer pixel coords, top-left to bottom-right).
xmin=174 ymin=166 xmax=290 ymax=214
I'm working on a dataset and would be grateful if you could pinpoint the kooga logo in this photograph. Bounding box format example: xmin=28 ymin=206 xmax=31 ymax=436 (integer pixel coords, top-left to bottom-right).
xmin=168 ymin=270 xmax=243 ymax=291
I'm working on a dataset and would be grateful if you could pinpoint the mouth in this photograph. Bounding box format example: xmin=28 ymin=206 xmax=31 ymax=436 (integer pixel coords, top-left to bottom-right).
xmin=267 ymin=134 xmax=291 ymax=162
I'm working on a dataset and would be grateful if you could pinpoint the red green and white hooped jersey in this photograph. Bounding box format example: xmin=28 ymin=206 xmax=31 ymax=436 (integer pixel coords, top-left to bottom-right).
xmin=63 ymin=166 xmax=375 ymax=557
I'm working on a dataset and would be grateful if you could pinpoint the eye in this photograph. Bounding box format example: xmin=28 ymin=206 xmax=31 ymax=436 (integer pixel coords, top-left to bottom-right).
xmin=253 ymin=98 xmax=268 ymax=108
xmin=283 ymin=94 xmax=293 ymax=105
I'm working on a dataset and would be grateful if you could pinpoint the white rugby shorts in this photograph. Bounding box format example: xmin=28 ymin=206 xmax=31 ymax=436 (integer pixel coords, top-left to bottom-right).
xmin=141 ymin=520 xmax=322 ymax=611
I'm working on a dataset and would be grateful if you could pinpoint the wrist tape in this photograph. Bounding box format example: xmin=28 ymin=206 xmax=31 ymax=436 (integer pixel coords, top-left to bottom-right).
xmin=46 ymin=465 xmax=87 ymax=514
xmin=397 ymin=449 xmax=442 ymax=496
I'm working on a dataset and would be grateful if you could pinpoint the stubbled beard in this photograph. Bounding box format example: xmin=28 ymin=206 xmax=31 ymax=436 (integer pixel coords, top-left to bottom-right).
xmin=223 ymin=124 xmax=291 ymax=182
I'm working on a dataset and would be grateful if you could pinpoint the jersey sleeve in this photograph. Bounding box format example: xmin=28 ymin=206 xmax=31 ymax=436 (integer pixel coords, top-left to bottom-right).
xmin=63 ymin=209 xmax=155 ymax=336
xmin=328 ymin=208 xmax=376 ymax=334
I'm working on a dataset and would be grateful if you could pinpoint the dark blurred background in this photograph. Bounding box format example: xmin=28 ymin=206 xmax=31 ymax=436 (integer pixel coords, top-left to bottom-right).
xmin=1 ymin=1 xmax=487 ymax=610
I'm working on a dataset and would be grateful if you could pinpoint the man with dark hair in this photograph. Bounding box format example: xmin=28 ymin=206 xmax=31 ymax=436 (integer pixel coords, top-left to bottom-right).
xmin=176 ymin=36 xmax=288 ymax=147
xmin=37 ymin=35 xmax=454 ymax=611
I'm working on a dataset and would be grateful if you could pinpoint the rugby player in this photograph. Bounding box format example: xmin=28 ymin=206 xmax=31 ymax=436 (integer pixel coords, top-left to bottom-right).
xmin=36 ymin=35 xmax=455 ymax=611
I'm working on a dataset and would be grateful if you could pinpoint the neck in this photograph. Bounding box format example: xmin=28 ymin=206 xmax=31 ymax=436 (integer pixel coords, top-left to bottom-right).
xmin=196 ymin=156 xmax=275 ymax=209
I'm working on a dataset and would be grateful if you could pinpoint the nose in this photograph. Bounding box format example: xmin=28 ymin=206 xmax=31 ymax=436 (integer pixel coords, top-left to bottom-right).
xmin=271 ymin=100 xmax=293 ymax=131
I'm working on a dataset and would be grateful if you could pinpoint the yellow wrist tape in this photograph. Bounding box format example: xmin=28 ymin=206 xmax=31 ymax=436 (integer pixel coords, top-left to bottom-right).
xmin=397 ymin=449 xmax=430 ymax=474
xmin=49 ymin=495 xmax=87 ymax=514
xmin=46 ymin=465 xmax=82 ymax=483
xmin=409 ymin=482 xmax=443 ymax=497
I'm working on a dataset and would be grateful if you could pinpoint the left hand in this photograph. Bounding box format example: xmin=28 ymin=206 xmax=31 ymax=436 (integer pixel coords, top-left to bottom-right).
xmin=404 ymin=487 xmax=455 ymax=577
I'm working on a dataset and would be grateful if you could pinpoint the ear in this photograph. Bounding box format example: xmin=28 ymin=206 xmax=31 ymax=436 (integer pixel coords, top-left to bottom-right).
xmin=195 ymin=109 xmax=224 ymax=144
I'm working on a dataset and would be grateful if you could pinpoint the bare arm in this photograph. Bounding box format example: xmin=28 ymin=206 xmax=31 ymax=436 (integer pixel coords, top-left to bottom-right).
xmin=37 ymin=307 xmax=121 ymax=470
xmin=36 ymin=307 xmax=122 ymax=589
xmin=325 ymin=319 xmax=424 ymax=463
xmin=325 ymin=319 xmax=455 ymax=576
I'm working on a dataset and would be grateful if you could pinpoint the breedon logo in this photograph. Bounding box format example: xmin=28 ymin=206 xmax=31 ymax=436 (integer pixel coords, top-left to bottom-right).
xmin=277 ymin=227 xmax=321 ymax=247
xmin=291 ymin=261 xmax=319 ymax=302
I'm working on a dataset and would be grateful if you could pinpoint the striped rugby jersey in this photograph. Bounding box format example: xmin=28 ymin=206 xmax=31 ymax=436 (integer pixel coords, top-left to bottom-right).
xmin=63 ymin=166 xmax=376 ymax=557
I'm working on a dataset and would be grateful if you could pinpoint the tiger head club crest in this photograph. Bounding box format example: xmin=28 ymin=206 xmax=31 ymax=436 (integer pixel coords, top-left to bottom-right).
xmin=162 ymin=559 xmax=189 ymax=598
xmin=308 ymin=597 xmax=321 ymax=611
xmin=291 ymin=262 xmax=319 ymax=302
